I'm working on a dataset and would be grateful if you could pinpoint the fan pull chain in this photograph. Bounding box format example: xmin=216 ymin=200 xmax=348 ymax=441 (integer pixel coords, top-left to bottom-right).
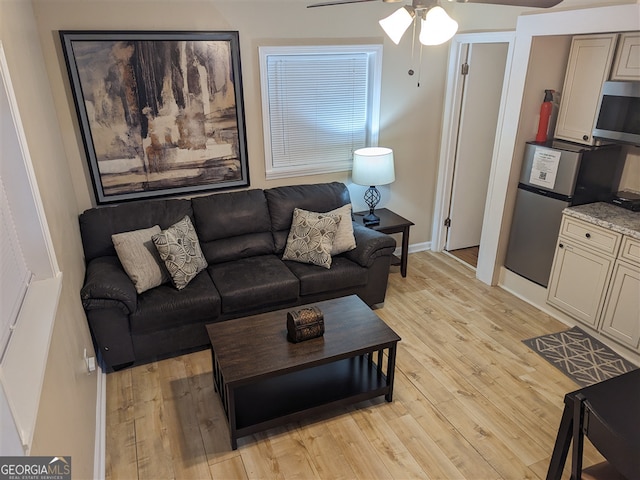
xmin=408 ymin=17 xmax=420 ymax=87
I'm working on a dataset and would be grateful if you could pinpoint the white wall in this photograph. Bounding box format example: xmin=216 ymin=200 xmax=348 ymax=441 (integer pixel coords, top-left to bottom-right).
xmin=0 ymin=0 xmax=635 ymax=475
xmin=620 ymin=146 xmax=640 ymax=192
xmin=0 ymin=1 xmax=98 ymax=477
xmin=479 ymin=3 xmax=640 ymax=289
xmin=33 ymin=0 xmax=537 ymax=246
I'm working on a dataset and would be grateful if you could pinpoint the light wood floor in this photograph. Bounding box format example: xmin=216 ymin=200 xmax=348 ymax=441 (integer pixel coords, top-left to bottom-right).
xmin=106 ymin=251 xmax=604 ymax=479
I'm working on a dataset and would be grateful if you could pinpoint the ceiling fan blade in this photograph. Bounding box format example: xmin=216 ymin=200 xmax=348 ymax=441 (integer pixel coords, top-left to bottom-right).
xmin=307 ymin=0 xmax=403 ymax=7
xmin=448 ymin=0 xmax=563 ymax=7
xmin=307 ymin=0 xmax=378 ymax=8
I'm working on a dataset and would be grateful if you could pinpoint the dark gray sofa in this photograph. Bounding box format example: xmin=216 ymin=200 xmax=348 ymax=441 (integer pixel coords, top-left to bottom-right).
xmin=79 ymin=182 xmax=396 ymax=371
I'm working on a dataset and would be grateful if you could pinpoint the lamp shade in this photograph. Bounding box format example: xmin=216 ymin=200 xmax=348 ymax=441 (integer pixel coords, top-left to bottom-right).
xmin=379 ymin=7 xmax=414 ymax=45
xmin=419 ymin=6 xmax=459 ymax=46
xmin=352 ymin=147 xmax=395 ymax=186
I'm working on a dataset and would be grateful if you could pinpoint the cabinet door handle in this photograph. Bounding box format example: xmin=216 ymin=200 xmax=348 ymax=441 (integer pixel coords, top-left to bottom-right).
xmin=583 ymin=134 xmax=589 ymax=141
xmin=585 ymin=233 xmax=591 ymax=239
xmin=559 ymin=243 xmax=564 ymax=249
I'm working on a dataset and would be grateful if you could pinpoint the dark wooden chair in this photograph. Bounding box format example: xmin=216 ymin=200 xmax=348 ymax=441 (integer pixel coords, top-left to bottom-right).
xmin=571 ymin=391 xmax=636 ymax=479
xmin=546 ymin=369 xmax=640 ymax=480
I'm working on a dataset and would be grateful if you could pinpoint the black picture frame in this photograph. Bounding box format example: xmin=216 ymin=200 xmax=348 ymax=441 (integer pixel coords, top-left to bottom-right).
xmin=60 ymin=30 xmax=249 ymax=204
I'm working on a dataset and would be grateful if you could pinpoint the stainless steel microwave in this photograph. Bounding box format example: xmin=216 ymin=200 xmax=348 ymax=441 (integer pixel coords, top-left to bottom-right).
xmin=592 ymin=81 xmax=640 ymax=146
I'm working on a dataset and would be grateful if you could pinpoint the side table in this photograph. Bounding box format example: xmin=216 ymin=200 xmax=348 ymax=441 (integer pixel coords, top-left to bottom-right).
xmin=355 ymin=208 xmax=414 ymax=277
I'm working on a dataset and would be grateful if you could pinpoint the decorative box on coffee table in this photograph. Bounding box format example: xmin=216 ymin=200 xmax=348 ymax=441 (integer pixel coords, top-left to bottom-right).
xmin=206 ymin=295 xmax=401 ymax=450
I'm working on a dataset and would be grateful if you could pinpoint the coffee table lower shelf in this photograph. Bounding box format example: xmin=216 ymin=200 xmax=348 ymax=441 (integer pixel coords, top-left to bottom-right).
xmin=214 ymin=353 xmax=394 ymax=449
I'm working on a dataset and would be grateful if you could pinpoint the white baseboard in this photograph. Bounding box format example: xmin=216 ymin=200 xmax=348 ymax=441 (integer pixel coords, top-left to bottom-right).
xmin=393 ymin=242 xmax=430 ymax=261
xmin=394 ymin=241 xmax=430 ymax=257
xmin=94 ymin=364 xmax=106 ymax=480
xmin=410 ymin=242 xmax=430 ymax=253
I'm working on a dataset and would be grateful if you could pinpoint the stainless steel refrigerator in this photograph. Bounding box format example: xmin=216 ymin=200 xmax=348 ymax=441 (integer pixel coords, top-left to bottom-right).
xmin=504 ymin=140 xmax=623 ymax=287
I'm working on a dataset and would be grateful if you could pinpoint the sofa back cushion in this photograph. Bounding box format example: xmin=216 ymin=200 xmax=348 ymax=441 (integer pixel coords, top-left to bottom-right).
xmin=192 ymin=189 xmax=275 ymax=264
xmin=264 ymin=182 xmax=352 ymax=254
xmin=79 ymin=199 xmax=193 ymax=263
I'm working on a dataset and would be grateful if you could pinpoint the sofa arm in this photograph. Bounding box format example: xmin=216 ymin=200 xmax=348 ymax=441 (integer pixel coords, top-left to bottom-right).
xmin=81 ymin=256 xmax=137 ymax=315
xmin=344 ymin=222 xmax=396 ymax=268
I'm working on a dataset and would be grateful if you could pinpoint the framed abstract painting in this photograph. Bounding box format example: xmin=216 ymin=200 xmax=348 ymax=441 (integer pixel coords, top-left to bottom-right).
xmin=60 ymin=31 xmax=249 ymax=204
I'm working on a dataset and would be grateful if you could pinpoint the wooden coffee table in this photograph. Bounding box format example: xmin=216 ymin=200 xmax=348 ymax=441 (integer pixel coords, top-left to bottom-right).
xmin=206 ymin=295 xmax=401 ymax=449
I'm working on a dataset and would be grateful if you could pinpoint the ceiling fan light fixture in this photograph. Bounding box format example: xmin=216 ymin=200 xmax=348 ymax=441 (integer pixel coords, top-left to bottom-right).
xmin=419 ymin=6 xmax=458 ymax=46
xmin=379 ymin=6 xmax=415 ymax=44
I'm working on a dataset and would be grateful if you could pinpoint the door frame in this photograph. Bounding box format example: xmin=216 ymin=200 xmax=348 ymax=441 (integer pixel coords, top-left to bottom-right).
xmin=431 ymin=31 xmax=515 ymax=254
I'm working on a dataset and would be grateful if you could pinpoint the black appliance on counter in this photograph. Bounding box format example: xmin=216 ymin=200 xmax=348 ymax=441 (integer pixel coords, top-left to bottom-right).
xmin=609 ymin=190 xmax=640 ymax=211
xmin=505 ymin=140 xmax=624 ymax=287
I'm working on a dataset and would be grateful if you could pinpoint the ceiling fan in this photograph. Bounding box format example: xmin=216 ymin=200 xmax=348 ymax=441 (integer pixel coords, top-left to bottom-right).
xmin=308 ymin=0 xmax=563 ymax=46
xmin=308 ymin=0 xmax=563 ymax=9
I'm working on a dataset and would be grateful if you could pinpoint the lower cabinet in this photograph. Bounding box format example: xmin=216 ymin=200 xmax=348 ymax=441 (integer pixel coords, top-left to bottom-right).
xmin=600 ymin=256 xmax=640 ymax=350
xmin=547 ymin=215 xmax=640 ymax=354
xmin=547 ymin=239 xmax=613 ymax=327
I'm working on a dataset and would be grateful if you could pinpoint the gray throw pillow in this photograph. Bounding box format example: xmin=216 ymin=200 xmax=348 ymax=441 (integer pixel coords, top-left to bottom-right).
xmin=152 ymin=216 xmax=208 ymax=290
xmin=326 ymin=204 xmax=357 ymax=255
xmin=282 ymin=208 xmax=340 ymax=269
xmin=112 ymin=225 xmax=170 ymax=294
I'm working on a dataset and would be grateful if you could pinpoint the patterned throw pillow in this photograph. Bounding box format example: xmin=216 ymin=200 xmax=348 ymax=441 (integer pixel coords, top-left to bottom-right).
xmin=282 ymin=208 xmax=340 ymax=269
xmin=152 ymin=216 xmax=208 ymax=290
xmin=326 ymin=204 xmax=357 ymax=255
xmin=112 ymin=225 xmax=171 ymax=294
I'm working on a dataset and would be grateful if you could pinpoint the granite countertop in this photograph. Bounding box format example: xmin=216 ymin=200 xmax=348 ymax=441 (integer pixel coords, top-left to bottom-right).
xmin=564 ymin=202 xmax=640 ymax=240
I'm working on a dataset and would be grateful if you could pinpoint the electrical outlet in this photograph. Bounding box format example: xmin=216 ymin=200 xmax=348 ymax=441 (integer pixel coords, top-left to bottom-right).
xmin=83 ymin=348 xmax=96 ymax=374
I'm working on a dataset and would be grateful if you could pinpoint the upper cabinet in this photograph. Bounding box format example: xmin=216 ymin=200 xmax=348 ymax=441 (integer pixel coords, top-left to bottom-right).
xmin=554 ymin=33 xmax=618 ymax=146
xmin=611 ymin=32 xmax=640 ymax=81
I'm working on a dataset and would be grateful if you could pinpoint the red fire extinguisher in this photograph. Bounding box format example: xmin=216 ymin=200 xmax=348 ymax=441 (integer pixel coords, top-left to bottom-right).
xmin=536 ymin=89 xmax=554 ymax=143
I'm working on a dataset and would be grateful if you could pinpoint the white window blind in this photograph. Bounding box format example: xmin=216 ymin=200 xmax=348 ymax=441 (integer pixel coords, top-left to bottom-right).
xmin=1 ymin=41 xmax=62 ymax=454
xmin=0 ymin=176 xmax=31 ymax=360
xmin=260 ymin=45 xmax=382 ymax=179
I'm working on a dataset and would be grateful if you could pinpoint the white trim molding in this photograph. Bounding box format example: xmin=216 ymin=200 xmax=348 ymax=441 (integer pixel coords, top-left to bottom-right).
xmin=0 ymin=41 xmax=62 ymax=454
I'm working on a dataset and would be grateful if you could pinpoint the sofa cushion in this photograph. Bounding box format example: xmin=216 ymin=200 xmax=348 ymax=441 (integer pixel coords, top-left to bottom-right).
xmin=152 ymin=216 xmax=208 ymax=290
xmin=112 ymin=225 xmax=170 ymax=294
xmin=129 ymin=271 xmax=221 ymax=335
xmin=265 ymin=182 xmax=351 ymax=253
xmin=285 ymin=256 xmax=368 ymax=296
xmin=209 ymin=255 xmax=299 ymax=313
xmin=80 ymin=198 xmax=193 ymax=262
xmin=282 ymin=208 xmax=340 ymax=269
xmin=192 ymin=189 xmax=275 ymax=264
xmin=327 ymin=204 xmax=357 ymax=255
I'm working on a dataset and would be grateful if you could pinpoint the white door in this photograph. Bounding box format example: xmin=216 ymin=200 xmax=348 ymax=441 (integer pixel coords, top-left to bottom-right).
xmin=446 ymin=42 xmax=509 ymax=251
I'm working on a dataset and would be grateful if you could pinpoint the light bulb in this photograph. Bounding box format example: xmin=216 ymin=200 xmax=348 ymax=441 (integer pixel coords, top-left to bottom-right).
xmin=379 ymin=7 xmax=415 ymax=45
xmin=419 ymin=6 xmax=459 ymax=46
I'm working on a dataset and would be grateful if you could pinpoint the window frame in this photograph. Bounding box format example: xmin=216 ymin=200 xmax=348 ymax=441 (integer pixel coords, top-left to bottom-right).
xmin=259 ymin=44 xmax=383 ymax=180
xmin=0 ymin=42 xmax=62 ymax=455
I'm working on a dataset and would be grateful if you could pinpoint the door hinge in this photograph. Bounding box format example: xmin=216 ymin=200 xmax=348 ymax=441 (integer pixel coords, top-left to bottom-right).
xmin=444 ymin=217 xmax=451 ymax=227
xmin=461 ymin=63 xmax=469 ymax=75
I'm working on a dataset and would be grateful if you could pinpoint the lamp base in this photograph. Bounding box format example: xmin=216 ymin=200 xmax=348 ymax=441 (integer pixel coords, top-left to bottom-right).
xmin=362 ymin=186 xmax=382 ymax=226
xmin=362 ymin=212 xmax=380 ymax=226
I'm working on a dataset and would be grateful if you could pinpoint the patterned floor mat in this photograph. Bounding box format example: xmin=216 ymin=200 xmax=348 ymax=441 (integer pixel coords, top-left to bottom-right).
xmin=523 ymin=326 xmax=638 ymax=387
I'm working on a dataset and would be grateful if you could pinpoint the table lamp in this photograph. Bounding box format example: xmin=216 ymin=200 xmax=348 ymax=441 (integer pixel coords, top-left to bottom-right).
xmin=352 ymin=147 xmax=395 ymax=226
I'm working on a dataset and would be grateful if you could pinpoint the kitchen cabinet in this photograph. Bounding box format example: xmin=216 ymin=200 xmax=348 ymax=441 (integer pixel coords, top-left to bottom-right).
xmin=554 ymin=33 xmax=618 ymax=146
xmin=600 ymin=236 xmax=640 ymax=349
xmin=547 ymin=217 xmax=617 ymax=326
xmin=610 ymin=32 xmax=640 ymax=81
xmin=548 ymin=210 xmax=640 ymax=354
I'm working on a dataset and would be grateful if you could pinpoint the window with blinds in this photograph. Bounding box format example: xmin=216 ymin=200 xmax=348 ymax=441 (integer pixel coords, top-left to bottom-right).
xmin=259 ymin=45 xmax=382 ymax=179
xmin=0 ymin=176 xmax=31 ymax=361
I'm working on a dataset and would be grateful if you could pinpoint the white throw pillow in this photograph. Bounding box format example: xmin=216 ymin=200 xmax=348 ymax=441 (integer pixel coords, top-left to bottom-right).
xmin=326 ymin=204 xmax=357 ymax=255
xmin=112 ymin=225 xmax=170 ymax=294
